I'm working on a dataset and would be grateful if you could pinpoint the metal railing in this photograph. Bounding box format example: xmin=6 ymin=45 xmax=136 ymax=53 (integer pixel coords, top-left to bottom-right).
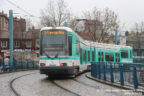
xmin=133 ymin=56 xmax=144 ymax=63
xmin=91 ymin=62 xmax=144 ymax=89
xmin=0 ymin=59 xmax=38 ymax=73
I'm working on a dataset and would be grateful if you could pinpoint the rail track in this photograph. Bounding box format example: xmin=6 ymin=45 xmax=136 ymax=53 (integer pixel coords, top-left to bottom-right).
xmin=9 ymin=72 xmax=37 ymax=96
xmin=50 ymin=80 xmax=80 ymax=96
xmin=8 ymin=70 xmax=139 ymax=96
xmin=72 ymin=78 xmax=100 ymax=89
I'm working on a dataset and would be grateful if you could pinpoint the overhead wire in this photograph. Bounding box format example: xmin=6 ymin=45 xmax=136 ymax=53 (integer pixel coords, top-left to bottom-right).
xmin=6 ymin=0 xmax=39 ymax=18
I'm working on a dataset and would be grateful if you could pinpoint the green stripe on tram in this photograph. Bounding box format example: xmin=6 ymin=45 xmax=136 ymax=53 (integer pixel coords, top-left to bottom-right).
xmin=40 ymin=57 xmax=79 ymax=60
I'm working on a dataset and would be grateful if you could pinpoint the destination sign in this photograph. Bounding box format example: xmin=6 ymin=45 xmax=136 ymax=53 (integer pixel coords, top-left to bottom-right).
xmin=44 ymin=31 xmax=65 ymax=35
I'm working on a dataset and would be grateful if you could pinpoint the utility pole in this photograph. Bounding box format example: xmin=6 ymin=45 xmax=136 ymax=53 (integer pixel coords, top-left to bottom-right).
xmin=115 ymin=29 xmax=118 ymax=45
xmin=63 ymin=22 xmax=68 ymax=27
xmin=9 ymin=10 xmax=13 ymax=69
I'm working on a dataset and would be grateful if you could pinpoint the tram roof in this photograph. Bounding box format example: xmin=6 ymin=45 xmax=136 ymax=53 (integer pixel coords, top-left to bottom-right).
xmin=41 ymin=27 xmax=132 ymax=51
xmin=40 ymin=27 xmax=73 ymax=32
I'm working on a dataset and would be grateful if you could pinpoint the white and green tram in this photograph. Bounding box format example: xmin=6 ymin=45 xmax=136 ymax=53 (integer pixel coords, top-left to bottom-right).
xmin=39 ymin=27 xmax=133 ymax=76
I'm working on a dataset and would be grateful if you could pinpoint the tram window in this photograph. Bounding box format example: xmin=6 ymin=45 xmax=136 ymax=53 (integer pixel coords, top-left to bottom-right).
xmin=83 ymin=50 xmax=86 ymax=63
xmin=85 ymin=51 xmax=86 ymax=63
xmin=68 ymin=36 xmax=72 ymax=56
xmin=115 ymin=53 xmax=117 ymax=62
xmin=130 ymin=50 xmax=133 ymax=58
xmin=80 ymin=48 xmax=82 ymax=64
xmin=105 ymin=53 xmax=114 ymax=62
xmin=121 ymin=50 xmax=128 ymax=58
xmin=76 ymin=40 xmax=80 ymax=55
xmin=88 ymin=51 xmax=90 ymax=62
xmin=101 ymin=52 xmax=103 ymax=61
xmin=98 ymin=52 xmax=101 ymax=62
xmin=83 ymin=50 xmax=84 ymax=63
xmin=85 ymin=51 xmax=87 ymax=64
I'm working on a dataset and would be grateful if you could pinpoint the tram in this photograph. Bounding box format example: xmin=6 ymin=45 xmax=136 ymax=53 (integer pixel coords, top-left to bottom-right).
xmin=39 ymin=27 xmax=133 ymax=77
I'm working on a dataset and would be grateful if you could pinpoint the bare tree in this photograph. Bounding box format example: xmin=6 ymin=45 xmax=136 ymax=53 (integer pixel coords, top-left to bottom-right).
xmin=83 ymin=7 xmax=120 ymax=43
xmin=134 ymin=21 xmax=144 ymax=34
xmin=26 ymin=18 xmax=34 ymax=31
xmin=68 ymin=16 xmax=80 ymax=30
xmin=132 ymin=21 xmax=144 ymax=56
xmin=40 ymin=0 xmax=71 ymax=27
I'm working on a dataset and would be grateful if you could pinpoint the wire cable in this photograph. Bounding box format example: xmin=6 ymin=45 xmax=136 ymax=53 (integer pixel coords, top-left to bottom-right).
xmin=6 ymin=0 xmax=35 ymax=17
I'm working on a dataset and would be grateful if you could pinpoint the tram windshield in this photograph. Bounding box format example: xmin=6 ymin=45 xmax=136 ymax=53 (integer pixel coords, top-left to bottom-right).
xmin=40 ymin=30 xmax=68 ymax=56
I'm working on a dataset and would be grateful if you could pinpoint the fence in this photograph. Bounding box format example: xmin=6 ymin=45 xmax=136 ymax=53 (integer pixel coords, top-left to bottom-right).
xmin=91 ymin=62 xmax=144 ymax=89
xmin=133 ymin=56 xmax=144 ymax=63
xmin=0 ymin=59 xmax=38 ymax=73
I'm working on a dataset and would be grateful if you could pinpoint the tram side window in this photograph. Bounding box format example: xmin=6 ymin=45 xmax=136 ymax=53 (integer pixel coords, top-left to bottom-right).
xmin=130 ymin=50 xmax=133 ymax=58
xmin=98 ymin=52 xmax=101 ymax=62
xmin=105 ymin=53 xmax=114 ymax=62
xmin=121 ymin=50 xmax=128 ymax=58
xmin=85 ymin=51 xmax=86 ymax=63
xmin=115 ymin=53 xmax=117 ymax=62
xmin=76 ymin=40 xmax=80 ymax=55
xmin=101 ymin=52 xmax=103 ymax=61
xmin=88 ymin=51 xmax=90 ymax=62
xmin=92 ymin=51 xmax=95 ymax=61
xmin=80 ymin=48 xmax=82 ymax=64
xmin=68 ymin=36 xmax=72 ymax=56
xmin=83 ymin=50 xmax=86 ymax=63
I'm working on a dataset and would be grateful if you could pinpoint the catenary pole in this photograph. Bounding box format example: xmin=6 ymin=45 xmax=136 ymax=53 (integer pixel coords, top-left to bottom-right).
xmin=9 ymin=10 xmax=13 ymax=69
xmin=115 ymin=29 xmax=118 ymax=45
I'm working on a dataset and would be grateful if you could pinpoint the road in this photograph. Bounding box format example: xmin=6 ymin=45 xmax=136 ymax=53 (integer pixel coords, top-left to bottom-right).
xmin=0 ymin=70 xmax=142 ymax=96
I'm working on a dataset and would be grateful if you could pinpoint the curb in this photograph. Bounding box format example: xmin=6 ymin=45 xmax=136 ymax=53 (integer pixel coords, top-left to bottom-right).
xmin=0 ymin=69 xmax=38 ymax=75
xmin=85 ymin=73 xmax=143 ymax=91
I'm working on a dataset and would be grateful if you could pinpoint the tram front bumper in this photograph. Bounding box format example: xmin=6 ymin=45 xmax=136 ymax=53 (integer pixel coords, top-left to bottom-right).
xmin=40 ymin=66 xmax=75 ymax=75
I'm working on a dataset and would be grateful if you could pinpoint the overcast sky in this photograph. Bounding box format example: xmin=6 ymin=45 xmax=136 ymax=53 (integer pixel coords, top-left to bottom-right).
xmin=0 ymin=0 xmax=144 ymax=31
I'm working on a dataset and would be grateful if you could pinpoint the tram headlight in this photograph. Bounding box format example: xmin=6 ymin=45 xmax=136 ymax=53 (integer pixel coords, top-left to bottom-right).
xmin=40 ymin=63 xmax=46 ymax=66
xmin=60 ymin=63 xmax=67 ymax=66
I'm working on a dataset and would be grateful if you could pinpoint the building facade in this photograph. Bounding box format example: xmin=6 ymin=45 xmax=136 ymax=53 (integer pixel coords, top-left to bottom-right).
xmin=0 ymin=11 xmax=40 ymax=57
xmin=126 ymin=33 xmax=144 ymax=56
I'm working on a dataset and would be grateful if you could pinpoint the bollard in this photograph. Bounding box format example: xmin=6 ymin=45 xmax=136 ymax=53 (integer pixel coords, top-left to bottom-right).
xmin=103 ymin=62 xmax=106 ymax=80
xmin=9 ymin=62 xmax=12 ymax=71
xmin=1 ymin=59 xmax=5 ymax=72
xmin=27 ymin=60 xmax=29 ymax=69
xmin=21 ymin=61 xmax=23 ymax=70
xmin=15 ymin=59 xmax=18 ymax=71
xmin=110 ymin=62 xmax=114 ymax=83
xmin=14 ymin=60 xmax=17 ymax=71
xmin=95 ymin=63 xmax=98 ymax=77
xmin=91 ymin=62 xmax=97 ymax=77
xmin=98 ymin=62 xmax=101 ymax=79
xmin=133 ymin=65 xmax=138 ymax=89
xmin=33 ymin=61 xmax=35 ymax=69
xmin=92 ymin=63 xmax=96 ymax=77
xmin=119 ymin=63 xmax=124 ymax=85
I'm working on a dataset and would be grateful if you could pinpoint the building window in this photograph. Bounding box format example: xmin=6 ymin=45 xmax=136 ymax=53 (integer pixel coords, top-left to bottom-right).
xmin=26 ymin=41 xmax=32 ymax=48
xmin=14 ymin=41 xmax=20 ymax=48
xmin=1 ymin=41 xmax=7 ymax=48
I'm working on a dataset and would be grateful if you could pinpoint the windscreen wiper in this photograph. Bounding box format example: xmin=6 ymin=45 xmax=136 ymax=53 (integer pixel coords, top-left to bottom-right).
xmin=45 ymin=52 xmax=51 ymax=58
